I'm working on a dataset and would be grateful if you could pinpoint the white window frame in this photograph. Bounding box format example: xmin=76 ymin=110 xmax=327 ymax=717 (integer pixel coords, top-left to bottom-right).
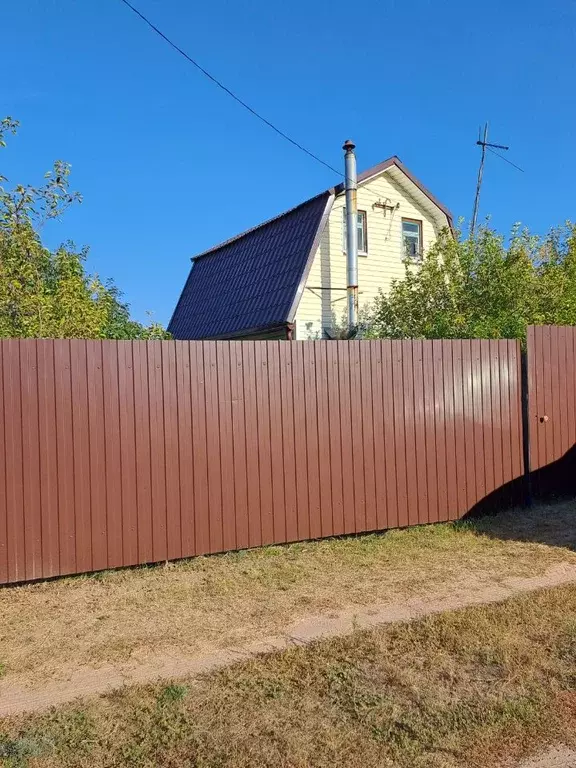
xmin=402 ymin=218 xmax=423 ymax=260
xmin=342 ymin=208 xmax=368 ymax=256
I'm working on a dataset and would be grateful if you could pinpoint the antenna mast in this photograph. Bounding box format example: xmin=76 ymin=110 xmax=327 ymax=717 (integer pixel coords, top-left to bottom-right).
xmin=470 ymin=122 xmax=510 ymax=238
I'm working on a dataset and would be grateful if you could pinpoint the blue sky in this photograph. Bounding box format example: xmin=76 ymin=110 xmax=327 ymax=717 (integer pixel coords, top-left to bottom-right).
xmin=3 ymin=0 xmax=575 ymax=326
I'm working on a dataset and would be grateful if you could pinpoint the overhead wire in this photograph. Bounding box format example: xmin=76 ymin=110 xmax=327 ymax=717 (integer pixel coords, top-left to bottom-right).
xmin=117 ymin=0 xmax=342 ymax=177
xmin=118 ymin=0 xmax=415 ymax=211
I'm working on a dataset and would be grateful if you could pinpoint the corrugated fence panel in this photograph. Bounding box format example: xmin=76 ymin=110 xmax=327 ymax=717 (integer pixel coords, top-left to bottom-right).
xmin=0 ymin=337 xmax=526 ymax=585
xmin=527 ymin=326 xmax=576 ymax=497
xmin=6 ymin=341 xmax=25 ymax=583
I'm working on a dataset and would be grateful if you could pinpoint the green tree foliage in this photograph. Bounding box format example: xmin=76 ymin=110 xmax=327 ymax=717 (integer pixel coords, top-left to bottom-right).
xmin=0 ymin=118 xmax=169 ymax=339
xmin=366 ymin=223 xmax=576 ymax=340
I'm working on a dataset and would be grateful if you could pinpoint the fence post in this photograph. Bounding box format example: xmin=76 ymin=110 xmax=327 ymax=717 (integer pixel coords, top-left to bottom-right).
xmin=521 ymin=346 xmax=533 ymax=508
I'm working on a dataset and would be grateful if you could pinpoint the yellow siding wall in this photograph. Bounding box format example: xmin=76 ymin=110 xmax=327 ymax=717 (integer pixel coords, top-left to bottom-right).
xmin=294 ymin=171 xmax=440 ymax=339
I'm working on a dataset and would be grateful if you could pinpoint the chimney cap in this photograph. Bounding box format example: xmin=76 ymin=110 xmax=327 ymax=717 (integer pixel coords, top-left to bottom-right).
xmin=343 ymin=139 xmax=356 ymax=152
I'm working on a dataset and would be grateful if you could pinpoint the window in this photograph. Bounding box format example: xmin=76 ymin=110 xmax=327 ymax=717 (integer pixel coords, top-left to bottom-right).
xmin=402 ymin=218 xmax=422 ymax=259
xmin=343 ymin=209 xmax=368 ymax=254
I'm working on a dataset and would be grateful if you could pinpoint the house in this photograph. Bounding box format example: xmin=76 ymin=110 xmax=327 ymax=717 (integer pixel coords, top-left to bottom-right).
xmin=168 ymin=154 xmax=453 ymax=340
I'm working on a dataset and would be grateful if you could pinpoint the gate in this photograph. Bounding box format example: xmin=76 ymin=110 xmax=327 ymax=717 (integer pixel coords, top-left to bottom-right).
xmin=527 ymin=325 xmax=576 ymax=497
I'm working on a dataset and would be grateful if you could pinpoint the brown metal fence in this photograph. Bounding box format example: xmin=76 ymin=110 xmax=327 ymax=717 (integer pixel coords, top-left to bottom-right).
xmin=0 ymin=337 xmax=525 ymax=585
xmin=527 ymin=326 xmax=576 ymax=497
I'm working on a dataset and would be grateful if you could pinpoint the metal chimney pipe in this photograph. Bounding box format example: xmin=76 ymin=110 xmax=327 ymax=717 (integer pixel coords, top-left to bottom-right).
xmin=343 ymin=139 xmax=358 ymax=330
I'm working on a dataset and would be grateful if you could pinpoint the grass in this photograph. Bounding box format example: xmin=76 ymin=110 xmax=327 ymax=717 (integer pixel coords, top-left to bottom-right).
xmin=0 ymin=501 xmax=575 ymax=690
xmin=2 ymin=583 xmax=576 ymax=767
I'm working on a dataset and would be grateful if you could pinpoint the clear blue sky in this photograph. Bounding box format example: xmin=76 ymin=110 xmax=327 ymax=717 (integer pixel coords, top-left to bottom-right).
xmin=3 ymin=0 xmax=575 ymax=326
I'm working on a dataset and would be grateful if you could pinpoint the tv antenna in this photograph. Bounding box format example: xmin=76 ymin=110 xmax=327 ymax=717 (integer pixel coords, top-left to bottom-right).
xmin=470 ymin=122 xmax=523 ymax=238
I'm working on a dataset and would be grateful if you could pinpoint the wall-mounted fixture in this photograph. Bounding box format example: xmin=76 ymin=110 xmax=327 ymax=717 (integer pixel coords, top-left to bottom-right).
xmin=372 ymin=199 xmax=400 ymax=216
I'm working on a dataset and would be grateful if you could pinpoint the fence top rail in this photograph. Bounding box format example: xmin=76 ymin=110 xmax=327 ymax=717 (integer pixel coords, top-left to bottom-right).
xmin=0 ymin=337 xmax=525 ymax=347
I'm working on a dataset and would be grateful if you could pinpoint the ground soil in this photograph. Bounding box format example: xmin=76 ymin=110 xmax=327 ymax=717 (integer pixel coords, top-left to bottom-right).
xmin=518 ymin=747 xmax=576 ymax=767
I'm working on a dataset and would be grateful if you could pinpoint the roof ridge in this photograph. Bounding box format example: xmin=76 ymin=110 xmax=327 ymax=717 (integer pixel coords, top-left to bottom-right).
xmin=192 ymin=190 xmax=330 ymax=262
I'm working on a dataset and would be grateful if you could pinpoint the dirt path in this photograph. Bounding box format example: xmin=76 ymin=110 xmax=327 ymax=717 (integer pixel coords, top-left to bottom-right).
xmin=2 ymin=560 xmax=576 ymax=718
xmin=518 ymin=747 xmax=576 ymax=767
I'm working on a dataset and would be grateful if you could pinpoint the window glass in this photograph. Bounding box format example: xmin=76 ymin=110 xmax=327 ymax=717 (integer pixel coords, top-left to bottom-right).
xmin=343 ymin=209 xmax=368 ymax=253
xmin=402 ymin=219 xmax=422 ymax=258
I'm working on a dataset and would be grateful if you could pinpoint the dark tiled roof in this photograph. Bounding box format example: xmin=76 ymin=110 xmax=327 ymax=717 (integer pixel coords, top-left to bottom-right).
xmin=168 ymin=192 xmax=331 ymax=339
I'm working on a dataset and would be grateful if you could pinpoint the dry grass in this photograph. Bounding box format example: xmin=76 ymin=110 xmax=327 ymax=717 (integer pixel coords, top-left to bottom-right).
xmin=2 ymin=582 xmax=576 ymax=767
xmin=0 ymin=501 xmax=575 ymax=689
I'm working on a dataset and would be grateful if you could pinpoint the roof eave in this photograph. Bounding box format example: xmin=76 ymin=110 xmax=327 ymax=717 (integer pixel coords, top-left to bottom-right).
xmin=287 ymin=192 xmax=335 ymax=324
xmin=198 ymin=322 xmax=291 ymax=340
xmin=332 ymin=155 xmax=454 ymax=231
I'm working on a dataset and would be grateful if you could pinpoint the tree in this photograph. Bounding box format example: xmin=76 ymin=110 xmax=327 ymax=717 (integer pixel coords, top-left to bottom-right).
xmin=365 ymin=223 xmax=576 ymax=341
xmin=0 ymin=117 xmax=169 ymax=340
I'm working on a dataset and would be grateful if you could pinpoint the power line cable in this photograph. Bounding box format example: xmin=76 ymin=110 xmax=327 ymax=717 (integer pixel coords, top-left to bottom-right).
xmin=117 ymin=0 xmax=342 ymax=177
xmin=119 ymin=0 xmax=420 ymax=212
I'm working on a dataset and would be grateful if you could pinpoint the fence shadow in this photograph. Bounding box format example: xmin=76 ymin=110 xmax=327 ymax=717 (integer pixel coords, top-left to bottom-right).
xmin=463 ymin=444 xmax=576 ymax=551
